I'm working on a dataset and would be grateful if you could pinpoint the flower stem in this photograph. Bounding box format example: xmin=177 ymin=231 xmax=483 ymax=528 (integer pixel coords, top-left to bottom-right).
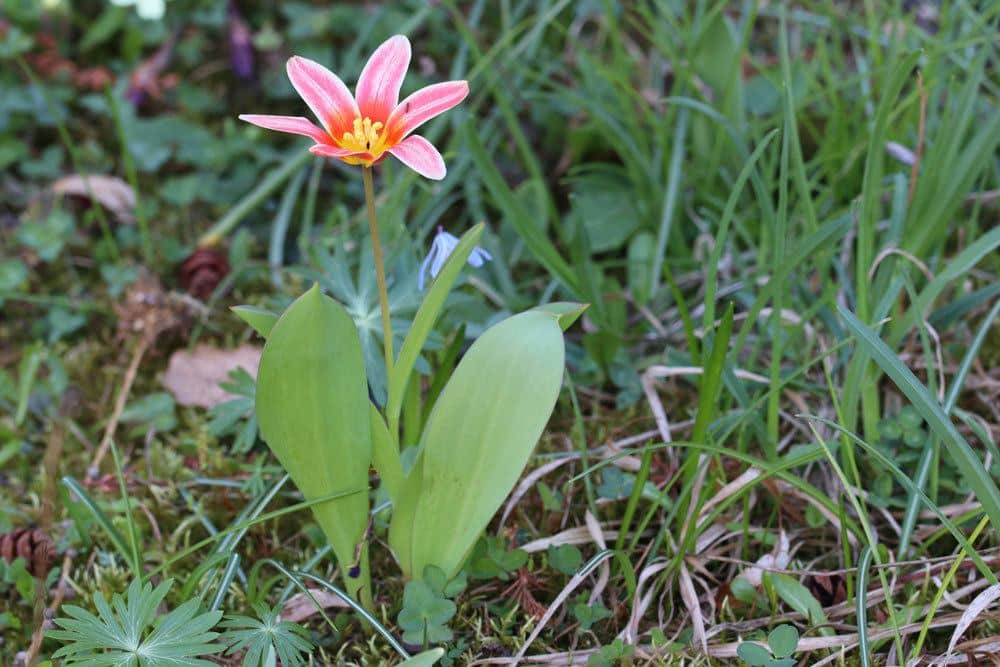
xmin=363 ymin=166 xmax=394 ymax=374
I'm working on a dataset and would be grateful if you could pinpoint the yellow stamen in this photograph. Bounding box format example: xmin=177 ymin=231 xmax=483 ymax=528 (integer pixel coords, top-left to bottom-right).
xmin=339 ymin=117 xmax=387 ymax=160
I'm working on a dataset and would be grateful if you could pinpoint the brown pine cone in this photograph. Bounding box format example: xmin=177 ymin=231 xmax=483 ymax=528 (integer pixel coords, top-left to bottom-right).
xmin=0 ymin=528 xmax=54 ymax=577
xmin=179 ymin=247 xmax=230 ymax=300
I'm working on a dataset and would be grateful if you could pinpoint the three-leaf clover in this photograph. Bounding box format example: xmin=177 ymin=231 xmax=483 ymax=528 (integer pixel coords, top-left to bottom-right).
xmin=220 ymin=602 xmax=313 ymax=667
xmin=737 ymin=624 xmax=799 ymax=667
xmin=397 ymin=580 xmax=456 ymax=646
xmin=49 ymin=578 xmax=224 ymax=666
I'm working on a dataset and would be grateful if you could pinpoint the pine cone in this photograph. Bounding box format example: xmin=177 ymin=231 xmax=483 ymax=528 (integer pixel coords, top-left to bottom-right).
xmin=179 ymin=247 xmax=230 ymax=300
xmin=0 ymin=528 xmax=54 ymax=577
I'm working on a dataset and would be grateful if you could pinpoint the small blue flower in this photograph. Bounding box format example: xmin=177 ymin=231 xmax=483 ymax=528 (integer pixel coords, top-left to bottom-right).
xmin=418 ymin=229 xmax=492 ymax=290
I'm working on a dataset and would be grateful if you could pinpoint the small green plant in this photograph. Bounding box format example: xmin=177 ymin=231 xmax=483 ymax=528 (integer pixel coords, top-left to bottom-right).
xmin=588 ymin=638 xmax=635 ymax=666
xmin=463 ymin=537 xmax=528 ymax=581
xmin=220 ymin=602 xmax=313 ymax=667
xmin=547 ymin=544 xmax=583 ymax=576
xmin=48 ymin=578 xmax=224 ymax=666
xmin=207 ymin=367 xmax=259 ymax=453
xmin=397 ymin=564 xmax=467 ymax=648
xmin=571 ymin=592 xmax=612 ymax=632
xmin=397 ymin=579 xmax=456 ymax=647
xmin=737 ymin=624 xmax=799 ymax=667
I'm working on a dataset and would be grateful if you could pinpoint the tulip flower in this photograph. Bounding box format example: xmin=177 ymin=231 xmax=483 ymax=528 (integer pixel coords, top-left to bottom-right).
xmin=239 ymin=35 xmax=468 ymax=180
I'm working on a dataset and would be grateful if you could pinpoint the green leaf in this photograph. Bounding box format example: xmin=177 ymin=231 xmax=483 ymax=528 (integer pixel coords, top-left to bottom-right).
xmin=548 ymin=544 xmax=583 ymax=575
xmin=767 ymin=624 xmax=799 ymax=658
xmin=423 ymin=565 xmax=466 ymax=599
xmin=768 ymin=573 xmax=829 ymax=633
xmin=221 ymin=603 xmax=313 ymax=667
xmin=61 ymin=477 xmax=133 ymax=568
xmin=399 ymin=648 xmax=446 ymax=666
xmin=386 ymin=224 xmax=485 ymax=432
xmin=371 ymin=405 xmax=402 ymax=502
xmin=462 ymin=537 xmax=528 ymax=581
xmin=531 ymin=302 xmax=588 ymax=331
xmin=255 ymin=285 xmax=371 ymax=599
xmin=572 ymin=593 xmax=611 ymax=631
xmin=390 ymin=310 xmax=566 ymax=578
xmin=397 ymin=580 xmax=456 ymax=645
xmin=840 ymin=306 xmax=1000 ymax=533
xmin=232 ymin=305 xmax=279 ymax=339
xmin=736 ymin=642 xmax=772 ymax=666
xmin=49 ymin=578 xmax=224 ymax=666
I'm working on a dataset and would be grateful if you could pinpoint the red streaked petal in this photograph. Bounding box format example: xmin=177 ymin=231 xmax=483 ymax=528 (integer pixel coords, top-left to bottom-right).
xmin=238 ymin=115 xmax=330 ymax=143
xmin=387 ymin=80 xmax=469 ymax=139
xmin=388 ymin=135 xmax=447 ymax=180
xmin=355 ymin=35 xmax=411 ymax=123
xmin=286 ymin=56 xmax=359 ymax=137
xmin=309 ymin=144 xmax=357 ymax=158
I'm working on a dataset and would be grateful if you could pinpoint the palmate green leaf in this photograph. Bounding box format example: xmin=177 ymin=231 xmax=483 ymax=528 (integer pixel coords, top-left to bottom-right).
xmin=49 ymin=578 xmax=223 ymax=666
xmin=389 ymin=309 xmax=567 ymax=578
xmin=255 ymin=285 xmax=372 ymax=599
xmin=221 ymin=603 xmax=313 ymax=667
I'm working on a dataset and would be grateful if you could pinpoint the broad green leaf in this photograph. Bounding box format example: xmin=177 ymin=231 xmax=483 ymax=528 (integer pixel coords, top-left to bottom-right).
xmin=399 ymin=648 xmax=445 ymax=666
xmin=371 ymin=405 xmax=402 ymax=502
xmin=386 ymin=224 xmax=485 ymax=431
xmin=387 ymin=455 xmax=424 ymax=577
xmin=392 ymin=310 xmax=566 ymax=578
xmin=531 ymin=302 xmax=588 ymax=331
xmin=232 ymin=305 xmax=279 ymax=339
xmin=840 ymin=306 xmax=1000 ymax=533
xmin=255 ymin=285 xmax=371 ymax=599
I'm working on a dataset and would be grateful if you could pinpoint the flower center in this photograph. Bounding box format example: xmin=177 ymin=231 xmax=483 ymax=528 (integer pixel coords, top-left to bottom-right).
xmin=340 ymin=116 xmax=386 ymax=155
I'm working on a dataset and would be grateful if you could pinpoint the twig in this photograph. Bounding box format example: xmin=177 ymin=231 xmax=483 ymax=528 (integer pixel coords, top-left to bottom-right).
xmin=88 ymin=334 xmax=152 ymax=478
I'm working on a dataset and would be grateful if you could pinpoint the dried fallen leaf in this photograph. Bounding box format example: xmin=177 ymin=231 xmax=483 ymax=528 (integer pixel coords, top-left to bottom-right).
xmin=281 ymin=588 xmax=349 ymax=623
xmin=162 ymin=344 xmax=261 ymax=408
xmin=52 ymin=175 xmax=135 ymax=224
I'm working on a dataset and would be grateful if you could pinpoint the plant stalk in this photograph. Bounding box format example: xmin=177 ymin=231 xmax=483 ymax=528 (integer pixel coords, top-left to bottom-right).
xmin=363 ymin=166 xmax=394 ymax=374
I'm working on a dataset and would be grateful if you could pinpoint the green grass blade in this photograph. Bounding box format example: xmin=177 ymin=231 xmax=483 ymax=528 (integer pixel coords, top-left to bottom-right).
xmin=839 ymin=306 xmax=1000 ymax=532
xmin=855 ymin=545 xmax=873 ymax=667
xmin=62 ymin=476 xmax=134 ymax=569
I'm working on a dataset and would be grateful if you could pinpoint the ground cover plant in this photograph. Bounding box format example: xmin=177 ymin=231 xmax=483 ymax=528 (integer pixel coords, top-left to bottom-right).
xmin=1 ymin=1 xmax=999 ymax=665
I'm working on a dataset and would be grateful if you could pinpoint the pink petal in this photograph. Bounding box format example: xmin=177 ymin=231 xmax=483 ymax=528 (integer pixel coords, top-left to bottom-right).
xmin=309 ymin=144 xmax=357 ymax=158
xmin=387 ymin=80 xmax=469 ymax=139
xmin=238 ymin=115 xmax=330 ymax=143
xmin=388 ymin=135 xmax=447 ymax=180
xmin=286 ymin=56 xmax=359 ymax=138
xmin=355 ymin=35 xmax=411 ymax=123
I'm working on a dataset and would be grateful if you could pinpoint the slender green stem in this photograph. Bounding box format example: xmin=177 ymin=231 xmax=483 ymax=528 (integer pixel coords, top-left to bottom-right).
xmin=363 ymin=166 xmax=394 ymax=374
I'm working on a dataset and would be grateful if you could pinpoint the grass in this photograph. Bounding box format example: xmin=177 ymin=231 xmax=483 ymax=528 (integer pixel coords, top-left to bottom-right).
xmin=1 ymin=0 xmax=999 ymax=665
